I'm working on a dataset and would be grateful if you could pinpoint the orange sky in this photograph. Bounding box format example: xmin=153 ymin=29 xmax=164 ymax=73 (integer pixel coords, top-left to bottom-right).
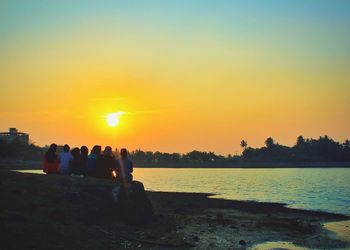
xmin=1 ymin=1 xmax=350 ymax=154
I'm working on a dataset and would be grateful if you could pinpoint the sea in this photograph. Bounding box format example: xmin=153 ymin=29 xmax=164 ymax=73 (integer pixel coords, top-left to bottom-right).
xmin=17 ymin=167 xmax=350 ymax=215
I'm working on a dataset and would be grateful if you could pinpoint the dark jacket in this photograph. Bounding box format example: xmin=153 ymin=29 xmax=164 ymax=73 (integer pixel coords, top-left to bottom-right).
xmin=95 ymin=155 xmax=117 ymax=179
xmin=70 ymin=156 xmax=85 ymax=175
xmin=86 ymin=154 xmax=100 ymax=176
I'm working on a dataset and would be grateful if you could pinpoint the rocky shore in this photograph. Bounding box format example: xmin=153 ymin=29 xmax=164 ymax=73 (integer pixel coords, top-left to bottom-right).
xmin=0 ymin=169 xmax=349 ymax=249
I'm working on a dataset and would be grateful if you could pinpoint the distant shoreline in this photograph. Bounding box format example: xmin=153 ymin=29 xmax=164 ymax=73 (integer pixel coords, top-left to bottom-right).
xmin=1 ymin=159 xmax=350 ymax=169
xmin=136 ymin=162 xmax=350 ymax=168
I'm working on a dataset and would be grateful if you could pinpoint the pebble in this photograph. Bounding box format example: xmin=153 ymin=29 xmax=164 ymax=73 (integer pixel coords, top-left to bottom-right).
xmin=239 ymin=240 xmax=246 ymax=245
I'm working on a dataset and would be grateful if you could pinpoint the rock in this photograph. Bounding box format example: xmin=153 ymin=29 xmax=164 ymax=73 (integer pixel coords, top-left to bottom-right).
xmin=239 ymin=240 xmax=246 ymax=245
xmin=114 ymin=181 xmax=155 ymax=225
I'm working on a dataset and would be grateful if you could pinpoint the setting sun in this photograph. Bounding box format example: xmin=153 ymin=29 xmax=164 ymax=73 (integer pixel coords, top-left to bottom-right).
xmin=106 ymin=112 xmax=124 ymax=127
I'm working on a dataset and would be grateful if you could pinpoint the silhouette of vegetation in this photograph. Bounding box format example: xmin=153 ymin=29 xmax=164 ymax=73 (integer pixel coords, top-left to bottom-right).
xmin=0 ymin=139 xmax=45 ymax=160
xmin=130 ymin=135 xmax=350 ymax=164
xmin=242 ymin=135 xmax=350 ymax=162
xmin=240 ymin=140 xmax=248 ymax=150
xmin=0 ymin=135 xmax=349 ymax=165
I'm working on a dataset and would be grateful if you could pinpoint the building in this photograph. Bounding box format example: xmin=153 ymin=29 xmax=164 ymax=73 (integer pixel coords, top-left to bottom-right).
xmin=0 ymin=128 xmax=29 ymax=144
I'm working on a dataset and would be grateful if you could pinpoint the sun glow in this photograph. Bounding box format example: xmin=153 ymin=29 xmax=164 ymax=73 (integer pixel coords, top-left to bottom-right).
xmin=106 ymin=112 xmax=124 ymax=127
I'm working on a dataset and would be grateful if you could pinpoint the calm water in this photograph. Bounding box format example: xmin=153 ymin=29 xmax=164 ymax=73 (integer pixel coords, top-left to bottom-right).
xmin=133 ymin=168 xmax=350 ymax=215
xmin=17 ymin=168 xmax=350 ymax=215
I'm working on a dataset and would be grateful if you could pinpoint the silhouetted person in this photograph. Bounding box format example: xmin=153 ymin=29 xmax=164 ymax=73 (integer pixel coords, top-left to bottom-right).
xmin=117 ymin=148 xmax=133 ymax=183
xmin=59 ymin=144 xmax=73 ymax=174
xmin=96 ymin=146 xmax=117 ymax=179
xmin=43 ymin=143 xmax=59 ymax=174
xmin=86 ymin=145 xmax=102 ymax=176
xmin=80 ymin=145 xmax=89 ymax=174
xmin=70 ymin=147 xmax=84 ymax=175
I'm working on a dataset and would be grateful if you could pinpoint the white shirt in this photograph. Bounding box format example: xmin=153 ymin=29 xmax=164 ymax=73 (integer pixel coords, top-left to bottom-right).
xmin=59 ymin=152 xmax=73 ymax=173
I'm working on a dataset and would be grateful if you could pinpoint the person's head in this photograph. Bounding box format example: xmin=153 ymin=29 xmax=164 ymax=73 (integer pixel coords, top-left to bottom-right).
xmin=104 ymin=146 xmax=113 ymax=157
xmin=45 ymin=143 xmax=58 ymax=162
xmin=63 ymin=144 xmax=70 ymax=153
xmin=120 ymin=148 xmax=128 ymax=159
xmin=91 ymin=145 xmax=102 ymax=155
xmin=71 ymin=147 xmax=80 ymax=158
xmin=48 ymin=143 xmax=57 ymax=153
xmin=80 ymin=146 xmax=89 ymax=156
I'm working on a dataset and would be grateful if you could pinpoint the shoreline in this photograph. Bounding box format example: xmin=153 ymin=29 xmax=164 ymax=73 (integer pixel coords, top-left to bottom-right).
xmin=1 ymin=169 xmax=349 ymax=249
xmin=1 ymin=159 xmax=350 ymax=169
xmin=136 ymin=162 xmax=350 ymax=168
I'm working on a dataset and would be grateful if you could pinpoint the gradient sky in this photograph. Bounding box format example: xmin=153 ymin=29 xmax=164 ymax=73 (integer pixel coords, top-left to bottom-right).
xmin=1 ymin=0 xmax=350 ymax=154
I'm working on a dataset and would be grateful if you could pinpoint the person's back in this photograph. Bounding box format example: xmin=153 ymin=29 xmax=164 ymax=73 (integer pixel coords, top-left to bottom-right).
xmin=117 ymin=148 xmax=133 ymax=183
xmin=80 ymin=146 xmax=89 ymax=175
xmin=97 ymin=146 xmax=116 ymax=179
xmin=70 ymin=147 xmax=84 ymax=175
xmin=59 ymin=144 xmax=73 ymax=174
xmin=43 ymin=143 xmax=59 ymax=174
xmin=86 ymin=145 xmax=101 ymax=176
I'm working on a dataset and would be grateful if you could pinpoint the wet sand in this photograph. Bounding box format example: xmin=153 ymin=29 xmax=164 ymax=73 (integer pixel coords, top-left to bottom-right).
xmin=0 ymin=169 xmax=349 ymax=249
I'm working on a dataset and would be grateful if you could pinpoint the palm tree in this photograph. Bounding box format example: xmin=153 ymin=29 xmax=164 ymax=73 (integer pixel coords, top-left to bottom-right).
xmin=240 ymin=140 xmax=248 ymax=149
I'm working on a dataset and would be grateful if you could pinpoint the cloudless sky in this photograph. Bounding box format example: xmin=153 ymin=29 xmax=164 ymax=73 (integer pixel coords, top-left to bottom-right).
xmin=1 ymin=0 xmax=350 ymax=154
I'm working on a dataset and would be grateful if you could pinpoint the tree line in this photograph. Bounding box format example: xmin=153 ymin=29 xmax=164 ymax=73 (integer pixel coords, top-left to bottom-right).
xmin=240 ymin=136 xmax=350 ymax=162
xmin=0 ymin=135 xmax=349 ymax=163
xmin=127 ymin=135 xmax=350 ymax=163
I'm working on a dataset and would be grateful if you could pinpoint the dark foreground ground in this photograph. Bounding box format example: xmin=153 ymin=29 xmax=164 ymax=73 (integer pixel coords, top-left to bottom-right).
xmin=0 ymin=169 xmax=349 ymax=249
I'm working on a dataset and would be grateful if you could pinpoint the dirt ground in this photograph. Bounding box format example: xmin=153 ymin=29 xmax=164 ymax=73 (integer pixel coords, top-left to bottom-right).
xmin=0 ymin=169 xmax=349 ymax=249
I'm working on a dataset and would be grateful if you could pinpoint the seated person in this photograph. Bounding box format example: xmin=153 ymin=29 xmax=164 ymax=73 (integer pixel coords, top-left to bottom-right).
xmin=43 ymin=144 xmax=59 ymax=174
xmin=80 ymin=146 xmax=89 ymax=175
xmin=117 ymin=148 xmax=133 ymax=183
xmin=86 ymin=145 xmax=102 ymax=176
xmin=70 ymin=147 xmax=84 ymax=176
xmin=96 ymin=146 xmax=117 ymax=179
xmin=59 ymin=144 xmax=73 ymax=174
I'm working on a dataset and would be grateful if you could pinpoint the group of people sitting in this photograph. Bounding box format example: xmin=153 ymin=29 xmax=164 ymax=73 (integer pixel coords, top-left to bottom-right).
xmin=43 ymin=144 xmax=133 ymax=183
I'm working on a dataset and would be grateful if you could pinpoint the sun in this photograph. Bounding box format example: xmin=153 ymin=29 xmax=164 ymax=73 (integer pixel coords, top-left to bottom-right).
xmin=106 ymin=112 xmax=124 ymax=127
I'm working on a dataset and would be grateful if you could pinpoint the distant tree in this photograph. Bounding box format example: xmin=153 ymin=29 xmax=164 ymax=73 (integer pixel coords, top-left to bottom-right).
xmin=343 ymin=140 xmax=350 ymax=148
xmin=296 ymin=136 xmax=305 ymax=147
xmin=185 ymin=150 xmax=203 ymax=162
xmin=265 ymin=137 xmax=275 ymax=148
xmin=170 ymin=153 xmax=181 ymax=162
xmin=240 ymin=140 xmax=248 ymax=149
xmin=145 ymin=151 xmax=155 ymax=163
